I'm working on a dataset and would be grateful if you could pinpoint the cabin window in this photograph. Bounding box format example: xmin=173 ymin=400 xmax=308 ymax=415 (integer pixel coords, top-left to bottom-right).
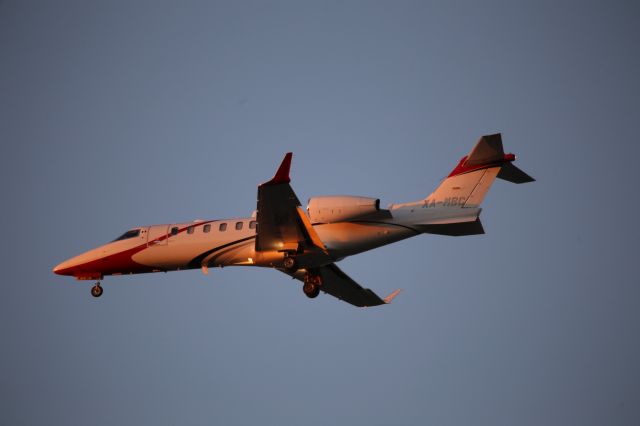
xmin=171 ymin=227 xmax=179 ymax=236
xmin=219 ymin=223 xmax=227 ymax=231
xmin=187 ymin=226 xmax=194 ymax=234
xmin=203 ymin=224 xmax=211 ymax=233
xmin=235 ymin=222 xmax=243 ymax=230
xmin=113 ymin=229 xmax=140 ymax=242
xmin=249 ymin=221 xmax=257 ymax=229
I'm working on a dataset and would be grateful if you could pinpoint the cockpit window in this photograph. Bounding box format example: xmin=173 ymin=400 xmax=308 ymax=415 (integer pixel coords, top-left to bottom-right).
xmin=113 ymin=229 xmax=140 ymax=242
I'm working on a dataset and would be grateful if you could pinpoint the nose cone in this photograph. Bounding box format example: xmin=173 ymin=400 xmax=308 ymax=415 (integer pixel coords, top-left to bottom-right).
xmin=53 ymin=259 xmax=75 ymax=275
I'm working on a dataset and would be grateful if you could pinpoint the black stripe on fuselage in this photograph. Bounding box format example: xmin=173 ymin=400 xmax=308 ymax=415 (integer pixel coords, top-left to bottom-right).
xmin=188 ymin=220 xmax=418 ymax=270
xmin=313 ymin=220 xmax=421 ymax=234
xmin=187 ymin=235 xmax=256 ymax=269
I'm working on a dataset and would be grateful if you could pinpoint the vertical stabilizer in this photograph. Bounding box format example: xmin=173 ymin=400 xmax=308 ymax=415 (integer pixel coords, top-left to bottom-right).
xmin=424 ymin=133 xmax=530 ymax=209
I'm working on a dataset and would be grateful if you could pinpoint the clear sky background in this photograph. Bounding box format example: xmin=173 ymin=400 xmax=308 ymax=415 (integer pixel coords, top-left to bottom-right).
xmin=2 ymin=1 xmax=639 ymax=425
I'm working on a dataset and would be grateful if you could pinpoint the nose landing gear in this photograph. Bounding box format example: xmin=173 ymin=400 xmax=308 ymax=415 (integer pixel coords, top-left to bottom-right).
xmin=303 ymin=272 xmax=321 ymax=299
xmin=91 ymin=282 xmax=103 ymax=298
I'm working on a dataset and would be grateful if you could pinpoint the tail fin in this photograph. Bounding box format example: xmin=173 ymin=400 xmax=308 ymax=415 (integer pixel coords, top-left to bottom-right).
xmin=425 ymin=133 xmax=534 ymax=209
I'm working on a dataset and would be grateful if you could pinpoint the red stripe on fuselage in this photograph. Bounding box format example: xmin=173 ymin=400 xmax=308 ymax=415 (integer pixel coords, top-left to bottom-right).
xmin=69 ymin=245 xmax=152 ymax=276
xmin=55 ymin=220 xmax=218 ymax=277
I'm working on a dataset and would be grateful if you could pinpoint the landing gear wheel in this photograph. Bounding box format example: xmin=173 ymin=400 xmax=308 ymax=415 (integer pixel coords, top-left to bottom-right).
xmin=91 ymin=283 xmax=103 ymax=298
xmin=283 ymin=256 xmax=298 ymax=272
xmin=303 ymin=273 xmax=322 ymax=299
xmin=303 ymin=281 xmax=320 ymax=298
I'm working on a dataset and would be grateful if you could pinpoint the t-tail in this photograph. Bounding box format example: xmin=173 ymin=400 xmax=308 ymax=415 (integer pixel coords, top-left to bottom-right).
xmin=425 ymin=133 xmax=534 ymax=209
xmin=391 ymin=133 xmax=534 ymax=236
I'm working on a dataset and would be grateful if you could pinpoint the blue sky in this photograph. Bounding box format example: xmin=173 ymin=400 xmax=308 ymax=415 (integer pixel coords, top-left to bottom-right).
xmin=2 ymin=1 xmax=639 ymax=425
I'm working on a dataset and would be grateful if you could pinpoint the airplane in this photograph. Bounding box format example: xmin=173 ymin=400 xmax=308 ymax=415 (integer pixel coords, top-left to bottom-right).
xmin=53 ymin=133 xmax=534 ymax=307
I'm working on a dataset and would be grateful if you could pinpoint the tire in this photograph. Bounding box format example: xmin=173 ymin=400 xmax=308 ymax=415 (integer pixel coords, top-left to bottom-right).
xmin=283 ymin=256 xmax=297 ymax=272
xmin=308 ymin=284 xmax=320 ymax=298
xmin=91 ymin=284 xmax=103 ymax=298
xmin=303 ymin=281 xmax=318 ymax=298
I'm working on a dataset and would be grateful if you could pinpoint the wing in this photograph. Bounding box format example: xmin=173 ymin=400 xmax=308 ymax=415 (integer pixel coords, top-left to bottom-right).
xmin=255 ymin=153 xmax=301 ymax=252
xmin=255 ymin=153 xmax=330 ymax=264
xmin=259 ymin=155 xmax=400 ymax=307
xmin=282 ymin=264 xmax=401 ymax=308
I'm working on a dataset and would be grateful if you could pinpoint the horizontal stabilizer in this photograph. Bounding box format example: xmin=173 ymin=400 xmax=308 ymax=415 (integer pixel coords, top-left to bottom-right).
xmin=497 ymin=162 xmax=535 ymax=184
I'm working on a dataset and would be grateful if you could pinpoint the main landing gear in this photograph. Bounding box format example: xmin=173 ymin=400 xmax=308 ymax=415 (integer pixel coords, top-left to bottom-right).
xmin=303 ymin=272 xmax=321 ymax=299
xmin=91 ymin=282 xmax=103 ymax=298
xmin=283 ymin=256 xmax=298 ymax=273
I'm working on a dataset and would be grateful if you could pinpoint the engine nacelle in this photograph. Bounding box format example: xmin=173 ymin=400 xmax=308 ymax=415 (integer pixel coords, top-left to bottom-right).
xmin=307 ymin=196 xmax=381 ymax=223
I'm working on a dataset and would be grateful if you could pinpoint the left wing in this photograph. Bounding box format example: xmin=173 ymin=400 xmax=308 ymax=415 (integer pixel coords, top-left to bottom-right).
xmin=255 ymin=153 xmax=301 ymax=252
xmin=282 ymin=264 xmax=401 ymax=307
xmin=255 ymin=153 xmax=329 ymax=265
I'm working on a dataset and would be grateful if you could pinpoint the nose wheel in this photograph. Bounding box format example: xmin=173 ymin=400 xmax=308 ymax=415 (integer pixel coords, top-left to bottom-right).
xmin=91 ymin=282 xmax=103 ymax=298
xmin=303 ymin=273 xmax=321 ymax=299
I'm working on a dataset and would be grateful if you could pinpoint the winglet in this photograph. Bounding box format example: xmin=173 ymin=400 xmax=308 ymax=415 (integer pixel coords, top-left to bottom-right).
xmin=263 ymin=152 xmax=292 ymax=185
xmin=384 ymin=288 xmax=402 ymax=304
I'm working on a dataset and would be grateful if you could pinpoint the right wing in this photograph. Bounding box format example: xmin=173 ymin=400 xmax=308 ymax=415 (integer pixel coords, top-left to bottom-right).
xmin=282 ymin=264 xmax=401 ymax=308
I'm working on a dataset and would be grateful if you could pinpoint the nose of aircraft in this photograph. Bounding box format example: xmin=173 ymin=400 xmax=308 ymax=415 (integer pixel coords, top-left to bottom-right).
xmin=53 ymin=258 xmax=76 ymax=275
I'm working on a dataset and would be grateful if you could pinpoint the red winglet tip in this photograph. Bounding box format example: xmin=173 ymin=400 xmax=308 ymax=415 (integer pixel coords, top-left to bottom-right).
xmin=265 ymin=152 xmax=292 ymax=185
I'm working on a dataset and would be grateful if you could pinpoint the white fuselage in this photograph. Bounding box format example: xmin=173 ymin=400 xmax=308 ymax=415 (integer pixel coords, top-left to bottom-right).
xmin=53 ymin=211 xmax=427 ymax=279
xmin=53 ymin=134 xmax=533 ymax=305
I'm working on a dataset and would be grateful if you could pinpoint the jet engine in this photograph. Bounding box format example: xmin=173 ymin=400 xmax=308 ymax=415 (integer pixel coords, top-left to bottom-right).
xmin=307 ymin=196 xmax=382 ymax=223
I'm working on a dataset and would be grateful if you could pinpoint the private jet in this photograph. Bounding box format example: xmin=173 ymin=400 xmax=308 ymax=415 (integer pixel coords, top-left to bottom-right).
xmin=53 ymin=133 xmax=533 ymax=307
